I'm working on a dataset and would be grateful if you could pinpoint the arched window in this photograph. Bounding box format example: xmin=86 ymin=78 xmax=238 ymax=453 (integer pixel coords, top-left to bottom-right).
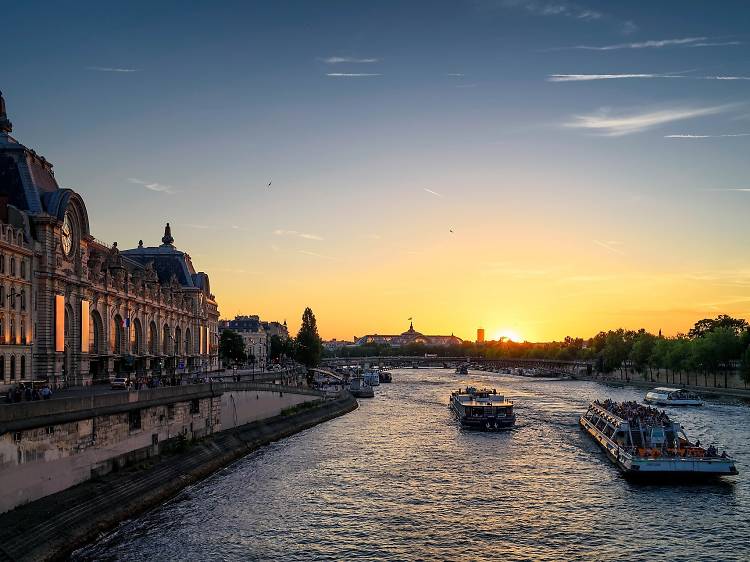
xmin=185 ymin=328 xmax=192 ymax=355
xmin=133 ymin=319 xmax=143 ymax=355
xmin=149 ymin=321 xmax=158 ymax=354
xmin=10 ymin=356 xmax=15 ymax=380
xmin=9 ymin=258 xmax=15 ymax=277
xmin=175 ymin=326 xmax=182 ymax=356
xmin=113 ymin=315 xmax=124 ymax=355
xmin=20 ymin=356 xmax=25 ymax=379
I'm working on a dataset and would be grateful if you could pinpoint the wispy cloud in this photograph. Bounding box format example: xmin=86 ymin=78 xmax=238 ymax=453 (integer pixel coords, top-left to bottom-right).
xmin=326 ymin=73 xmax=381 ymax=77
xmin=127 ymin=177 xmax=178 ymax=194
xmin=554 ymin=36 xmax=741 ymax=51
xmin=548 ymin=73 xmax=680 ymax=82
xmin=500 ymin=0 xmax=603 ymax=21
xmin=549 ymin=73 xmax=750 ymax=82
xmin=700 ymin=188 xmax=750 ymax=192
xmin=423 ymin=188 xmax=444 ymax=198
xmin=274 ymin=229 xmax=324 ymax=241
xmin=565 ymin=105 xmax=731 ymax=137
xmin=87 ymin=66 xmax=140 ymax=73
xmin=298 ymin=250 xmax=338 ymax=260
xmin=446 ymin=73 xmax=465 ymax=77
xmin=320 ymin=56 xmax=379 ymax=64
xmin=665 ymin=133 xmax=750 ymax=139
xmin=484 ymin=0 xmax=636 ymax=34
xmin=594 ymin=240 xmax=625 ymax=255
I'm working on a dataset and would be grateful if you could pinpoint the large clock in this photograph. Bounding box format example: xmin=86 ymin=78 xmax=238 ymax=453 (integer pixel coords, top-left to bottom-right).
xmin=61 ymin=212 xmax=74 ymax=257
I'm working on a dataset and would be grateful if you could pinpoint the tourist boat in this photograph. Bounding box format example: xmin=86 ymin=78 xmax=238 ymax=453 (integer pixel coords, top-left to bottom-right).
xmin=580 ymin=400 xmax=738 ymax=478
xmin=362 ymin=370 xmax=380 ymax=387
xmin=450 ymin=387 xmax=515 ymax=430
xmin=349 ymin=377 xmax=374 ymax=398
xmin=644 ymin=387 xmax=703 ymax=406
xmin=456 ymin=363 xmax=469 ymax=375
xmin=379 ymin=370 xmax=392 ymax=383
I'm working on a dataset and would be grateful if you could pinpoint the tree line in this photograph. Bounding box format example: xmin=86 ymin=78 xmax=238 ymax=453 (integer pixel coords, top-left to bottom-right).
xmin=328 ymin=314 xmax=750 ymax=385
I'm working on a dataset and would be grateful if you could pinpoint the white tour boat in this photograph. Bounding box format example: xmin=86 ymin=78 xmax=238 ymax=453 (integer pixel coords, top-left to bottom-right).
xmin=580 ymin=400 xmax=737 ymax=479
xmin=644 ymin=387 xmax=703 ymax=406
xmin=362 ymin=370 xmax=380 ymax=387
xmin=349 ymin=376 xmax=374 ymax=398
xmin=450 ymin=387 xmax=515 ymax=430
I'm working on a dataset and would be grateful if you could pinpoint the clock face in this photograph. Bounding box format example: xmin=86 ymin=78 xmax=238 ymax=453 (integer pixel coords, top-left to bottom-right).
xmin=61 ymin=213 xmax=73 ymax=257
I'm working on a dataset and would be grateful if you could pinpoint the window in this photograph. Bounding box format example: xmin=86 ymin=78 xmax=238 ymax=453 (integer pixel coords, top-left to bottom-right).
xmin=167 ymin=404 xmax=175 ymax=421
xmin=0 ymin=356 xmax=4 ymax=380
xmin=9 ymin=288 xmax=14 ymax=310
xmin=9 ymin=355 xmax=15 ymax=380
xmin=20 ymin=290 xmax=25 ymax=311
xmin=189 ymin=398 xmax=200 ymax=414
xmin=20 ymin=356 xmax=25 ymax=378
xmin=20 ymin=261 xmax=25 ymax=279
xmin=9 ymin=258 xmax=14 ymax=277
xmin=0 ymin=255 xmax=4 ymax=274
xmin=128 ymin=410 xmax=142 ymax=431
xmin=10 ymin=317 xmax=15 ymax=341
xmin=20 ymin=320 xmax=25 ymax=344
xmin=0 ymin=316 xmax=3 ymax=344
xmin=0 ymin=286 xmax=4 ymax=307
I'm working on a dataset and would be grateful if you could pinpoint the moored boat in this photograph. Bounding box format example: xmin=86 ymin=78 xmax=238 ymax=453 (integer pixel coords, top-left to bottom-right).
xmin=450 ymin=387 xmax=515 ymax=430
xmin=456 ymin=363 xmax=469 ymax=375
xmin=379 ymin=370 xmax=392 ymax=383
xmin=362 ymin=370 xmax=380 ymax=387
xmin=644 ymin=387 xmax=703 ymax=406
xmin=580 ymin=400 xmax=737 ymax=478
xmin=349 ymin=376 xmax=374 ymax=398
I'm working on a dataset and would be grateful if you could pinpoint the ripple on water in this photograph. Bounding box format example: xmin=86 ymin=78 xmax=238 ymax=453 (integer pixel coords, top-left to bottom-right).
xmin=74 ymin=369 xmax=749 ymax=562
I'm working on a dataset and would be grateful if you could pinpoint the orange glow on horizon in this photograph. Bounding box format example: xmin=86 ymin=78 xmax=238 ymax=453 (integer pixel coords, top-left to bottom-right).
xmin=492 ymin=329 xmax=523 ymax=343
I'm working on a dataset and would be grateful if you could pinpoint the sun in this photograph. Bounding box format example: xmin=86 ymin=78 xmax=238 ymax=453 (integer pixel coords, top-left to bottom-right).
xmin=493 ymin=329 xmax=523 ymax=343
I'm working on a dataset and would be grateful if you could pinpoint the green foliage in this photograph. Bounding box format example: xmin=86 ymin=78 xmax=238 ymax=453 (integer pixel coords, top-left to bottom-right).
xmin=688 ymin=314 xmax=748 ymax=339
xmin=219 ymin=329 xmax=247 ymax=366
xmin=741 ymin=345 xmax=750 ymax=384
xmin=295 ymin=307 xmax=323 ymax=368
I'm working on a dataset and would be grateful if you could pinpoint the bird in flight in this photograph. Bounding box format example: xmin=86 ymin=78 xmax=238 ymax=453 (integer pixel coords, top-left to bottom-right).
xmin=449 ymin=228 xmax=454 ymax=233
xmin=267 ymin=180 xmax=272 ymax=188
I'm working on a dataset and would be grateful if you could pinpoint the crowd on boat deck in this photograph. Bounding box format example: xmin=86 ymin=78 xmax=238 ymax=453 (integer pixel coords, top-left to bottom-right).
xmin=596 ymin=399 xmax=671 ymax=427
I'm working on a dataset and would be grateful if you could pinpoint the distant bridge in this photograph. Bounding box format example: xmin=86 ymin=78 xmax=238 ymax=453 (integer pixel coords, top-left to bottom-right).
xmin=321 ymin=356 xmax=592 ymax=377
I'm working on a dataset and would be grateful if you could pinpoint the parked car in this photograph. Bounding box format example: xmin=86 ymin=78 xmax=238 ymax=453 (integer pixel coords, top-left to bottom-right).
xmin=110 ymin=377 xmax=129 ymax=390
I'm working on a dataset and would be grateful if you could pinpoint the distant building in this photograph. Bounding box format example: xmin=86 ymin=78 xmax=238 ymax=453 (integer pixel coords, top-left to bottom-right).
xmin=355 ymin=322 xmax=462 ymax=347
xmin=323 ymin=339 xmax=355 ymax=352
xmin=476 ymin=328 xmax=485 ymax=343
xmin=220 ymin=315 xmax=267 ymax=367
xmin=220 ymin=316 xmax=290 ymax=366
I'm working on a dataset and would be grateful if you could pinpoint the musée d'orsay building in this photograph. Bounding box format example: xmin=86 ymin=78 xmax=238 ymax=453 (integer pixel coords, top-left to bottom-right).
xmin=0 ymin=91 xmax=220 ymax=388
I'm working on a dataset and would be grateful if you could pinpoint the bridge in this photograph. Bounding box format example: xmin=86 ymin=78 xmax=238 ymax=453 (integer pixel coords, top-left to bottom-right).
xmin=321 ymin=356 xmax=593 ymax=377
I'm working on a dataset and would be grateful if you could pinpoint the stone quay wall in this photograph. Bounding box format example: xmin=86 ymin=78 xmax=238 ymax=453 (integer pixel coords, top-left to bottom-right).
xmin=0 ymin=381 xmax=323 ymax=514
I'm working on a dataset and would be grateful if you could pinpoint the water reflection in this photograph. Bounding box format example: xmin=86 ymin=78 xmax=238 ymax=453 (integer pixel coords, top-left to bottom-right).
xmin=75 ymin=369 xmax=748 ymax=562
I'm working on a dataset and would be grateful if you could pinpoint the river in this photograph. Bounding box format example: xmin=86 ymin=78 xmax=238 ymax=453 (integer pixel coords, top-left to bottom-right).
xmin=75 ymin=369 xmax=749 ymax=561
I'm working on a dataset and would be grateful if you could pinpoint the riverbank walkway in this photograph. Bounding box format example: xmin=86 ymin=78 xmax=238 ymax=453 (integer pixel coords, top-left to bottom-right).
xmin=0 ymin=390 xmax=357 ymax=562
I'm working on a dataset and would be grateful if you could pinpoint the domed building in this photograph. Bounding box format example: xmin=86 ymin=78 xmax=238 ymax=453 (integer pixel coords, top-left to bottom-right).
xmin=355 ymin=321 xmax=462 ymax=347
xmin=0 ymin=91 xmax=220 ymax=387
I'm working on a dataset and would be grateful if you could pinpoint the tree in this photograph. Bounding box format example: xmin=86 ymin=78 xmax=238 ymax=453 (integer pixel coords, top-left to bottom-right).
xmin=688 ymin=314 xmax=748 ymax=339
xmin=741 ymin=345 xmax=750 ymax=386
xmin=219 ymin=330 xmax=246 ymax=366
xmin=270 ymin=334 xmax=285 ymax=361
xmin=295 ymin=307 xmax=323 ymax=368
xmin=630 ymin=332 xmax=656 ymax=379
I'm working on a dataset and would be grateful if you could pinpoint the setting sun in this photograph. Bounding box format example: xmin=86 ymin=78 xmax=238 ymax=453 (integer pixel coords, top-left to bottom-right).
xmin=493 ymin=329 xmax=524 ymax=343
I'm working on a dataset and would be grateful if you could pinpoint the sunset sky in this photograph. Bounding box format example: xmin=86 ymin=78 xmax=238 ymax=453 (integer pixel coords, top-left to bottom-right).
xmin=3 ymin=1 xmax=750 ymax=342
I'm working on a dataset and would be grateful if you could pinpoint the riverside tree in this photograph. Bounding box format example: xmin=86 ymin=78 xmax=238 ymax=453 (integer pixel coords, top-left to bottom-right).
xmin=295 ymin=307 xmax=323 ymax=368
xmin=219 ymin=329 xmax=247 ymax=367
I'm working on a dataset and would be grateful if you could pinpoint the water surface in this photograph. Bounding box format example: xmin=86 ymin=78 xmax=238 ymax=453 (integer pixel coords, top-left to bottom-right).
xmin=75 ymin=369 xmax=748 ymax=561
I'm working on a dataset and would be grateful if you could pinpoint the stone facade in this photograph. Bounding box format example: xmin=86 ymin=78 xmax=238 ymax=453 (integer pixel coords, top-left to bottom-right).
xmin=0 ymin=223 xmax=33 ymax=383
xmin=0 ymin=92 xmax=220 ymax=387
xmin=221 ymin=315 xmax=268 ymax=367
xmin=355 ymin=321 xmax=463 ymax=347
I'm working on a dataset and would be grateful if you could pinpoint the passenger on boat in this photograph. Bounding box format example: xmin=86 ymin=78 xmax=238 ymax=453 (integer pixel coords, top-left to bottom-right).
xmin=596 ymin=399 xmax=671 ymax=428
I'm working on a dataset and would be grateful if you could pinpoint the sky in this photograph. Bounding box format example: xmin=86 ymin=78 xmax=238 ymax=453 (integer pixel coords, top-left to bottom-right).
xmin=2 ymin=0 xmax=750 ymax=342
